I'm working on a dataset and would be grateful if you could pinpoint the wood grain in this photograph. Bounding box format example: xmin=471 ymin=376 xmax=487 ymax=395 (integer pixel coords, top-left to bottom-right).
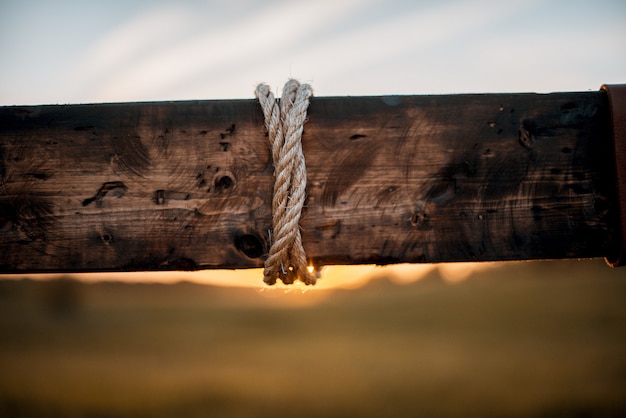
xmin=0 ymin=91 xmax=618 ymax=273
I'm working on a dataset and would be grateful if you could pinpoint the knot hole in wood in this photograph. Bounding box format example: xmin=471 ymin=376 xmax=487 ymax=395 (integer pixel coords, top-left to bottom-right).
xmin=234 ymin=231 xmax=266 ymax=259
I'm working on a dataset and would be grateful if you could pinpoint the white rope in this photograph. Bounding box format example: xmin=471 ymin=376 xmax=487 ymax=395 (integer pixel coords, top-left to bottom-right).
xmin=255 ymin=79 xmax=316 ymax=285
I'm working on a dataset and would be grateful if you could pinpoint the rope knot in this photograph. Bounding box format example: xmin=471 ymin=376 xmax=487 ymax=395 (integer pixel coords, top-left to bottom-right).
xmin=255 ymin=79 xmax=316 ymax=285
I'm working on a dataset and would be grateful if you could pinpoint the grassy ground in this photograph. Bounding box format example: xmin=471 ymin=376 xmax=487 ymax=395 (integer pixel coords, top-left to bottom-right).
xmin=0 ymin=259 xmax=625 ymax=417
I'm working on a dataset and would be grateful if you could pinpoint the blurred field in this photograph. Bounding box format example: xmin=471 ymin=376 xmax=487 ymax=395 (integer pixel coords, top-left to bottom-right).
xmin=1 ymin=259 xmax=625 ymax=417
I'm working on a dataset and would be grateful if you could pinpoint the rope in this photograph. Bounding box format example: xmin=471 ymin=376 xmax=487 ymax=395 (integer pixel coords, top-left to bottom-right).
xmin=255 ymin=79 xmax=316 ymax=285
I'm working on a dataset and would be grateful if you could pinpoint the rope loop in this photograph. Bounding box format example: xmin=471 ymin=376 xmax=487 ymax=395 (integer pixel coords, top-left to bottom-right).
xmin=255 ymin=79 xmax=316 ymax=285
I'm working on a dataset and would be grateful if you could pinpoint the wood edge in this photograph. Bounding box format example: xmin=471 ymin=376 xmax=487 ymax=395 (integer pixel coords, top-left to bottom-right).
xmin=601 ymin=84 xmax=626 ymax=267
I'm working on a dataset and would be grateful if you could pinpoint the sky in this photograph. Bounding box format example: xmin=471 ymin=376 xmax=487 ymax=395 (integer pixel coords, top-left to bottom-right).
xmin=0 ymin=0 xmax=625 ymax=287
xmin=1 ymin=0 xmax=625 ymax=106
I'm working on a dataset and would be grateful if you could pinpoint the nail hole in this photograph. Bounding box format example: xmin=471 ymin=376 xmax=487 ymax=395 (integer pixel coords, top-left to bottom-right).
xmin=411 ymin=213 xmax=427 ymax=227
xmin=100 ymin=232 xmax=113 ymax=245
xmin=155 ymin=189 xmax=165 ymax=205
xmin=215 ymin=175 xmax=233 ymax=191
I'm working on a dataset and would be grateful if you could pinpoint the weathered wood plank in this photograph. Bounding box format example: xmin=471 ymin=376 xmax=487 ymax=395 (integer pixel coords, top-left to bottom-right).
xmin=0 ymin=91 xmax=618 ymax=273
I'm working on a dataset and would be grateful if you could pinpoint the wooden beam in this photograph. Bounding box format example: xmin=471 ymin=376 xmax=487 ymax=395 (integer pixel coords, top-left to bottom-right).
xmin=0 ymin=91 xmax=619 ymax=273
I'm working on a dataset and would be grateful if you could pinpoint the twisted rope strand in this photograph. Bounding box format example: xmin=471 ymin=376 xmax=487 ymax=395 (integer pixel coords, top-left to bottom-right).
xmin=255 ymin=80 xmax=316 ymax=285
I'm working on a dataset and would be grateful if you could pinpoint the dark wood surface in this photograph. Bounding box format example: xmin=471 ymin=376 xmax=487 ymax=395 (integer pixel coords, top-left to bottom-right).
xmin=0 ymin=91 xmax=618 ymax=273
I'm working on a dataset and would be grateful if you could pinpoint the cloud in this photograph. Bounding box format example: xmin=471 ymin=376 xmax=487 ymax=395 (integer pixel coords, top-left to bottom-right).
xmin=72 ymin=0 xmax=375 ymax=102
